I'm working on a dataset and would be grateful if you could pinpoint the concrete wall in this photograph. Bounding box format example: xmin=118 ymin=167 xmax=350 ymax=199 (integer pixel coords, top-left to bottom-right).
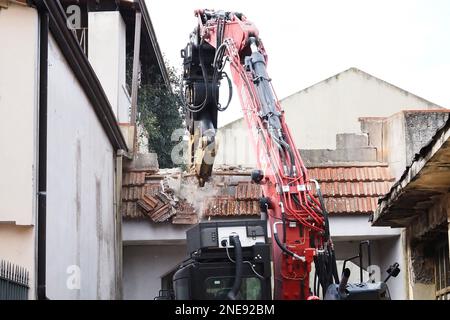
xmin=281 ymin=68 xmax=440 ymax=150
xmin=0 ymin=3 xmax=39 ymax=299
xmin=88 ymin=11 xmax=129 ymax=123
xmin=376 ymin=235 xmax=407 ymax=300
xmin=403 ymin=111 xmax=449 ymax=165
xmin=329 ymin=215 xmax=401 ymax=240
xmin=123 ymin=245 xmax=186 ymax=299
xmin=46 ymin=34 xmax=117 ymax=299
xmin=216 ymin=68 xmax=442 ymax=167
xmin=123 ymin=219 xmax=190 ymax=245
xmin=379 ymin=111 xmax=449 ymax=179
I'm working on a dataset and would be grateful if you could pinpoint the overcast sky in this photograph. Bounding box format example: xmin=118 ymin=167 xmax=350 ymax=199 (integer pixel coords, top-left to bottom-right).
xmin=146 ymin=0 xmax=450 ymax=126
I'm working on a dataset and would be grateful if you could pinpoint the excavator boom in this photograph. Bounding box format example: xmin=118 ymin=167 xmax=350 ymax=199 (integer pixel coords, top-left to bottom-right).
xmin=182 ymin=9 xmax=338 ymax=300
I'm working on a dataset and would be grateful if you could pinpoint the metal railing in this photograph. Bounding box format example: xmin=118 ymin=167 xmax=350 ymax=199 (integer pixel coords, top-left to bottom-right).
xmin=0 ymin=260 xmax=29 ymax=300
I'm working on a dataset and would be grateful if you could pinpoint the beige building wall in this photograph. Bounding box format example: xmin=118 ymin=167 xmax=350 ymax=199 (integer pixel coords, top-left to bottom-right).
xmin=281 ymin=68 xmax=441 ymax=150
xmin=0 ymin=3 xmax=39 ymax=225
xmin=0 ymin=3 xmax=39 ymax=299
xmin=88 ymin=11 xmax=129 ymax=123
xmin=0 ymin=225 xmax=35 ymax=299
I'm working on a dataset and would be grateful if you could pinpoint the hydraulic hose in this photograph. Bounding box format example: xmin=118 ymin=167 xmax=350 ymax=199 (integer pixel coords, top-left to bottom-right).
xmin=273 ymin=222 xmax=305 ymax=261
xmin=228 ymin=235 xmax=243 ymax=300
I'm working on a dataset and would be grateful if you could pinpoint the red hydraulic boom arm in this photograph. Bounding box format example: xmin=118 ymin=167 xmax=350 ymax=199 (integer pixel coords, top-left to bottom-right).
xmin=182 ymin=9 xmax=339 ymax=300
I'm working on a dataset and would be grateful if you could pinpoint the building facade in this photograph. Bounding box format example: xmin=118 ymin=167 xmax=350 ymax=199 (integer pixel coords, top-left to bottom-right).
xmin=0 ymin=0 xmax=167 ymax=299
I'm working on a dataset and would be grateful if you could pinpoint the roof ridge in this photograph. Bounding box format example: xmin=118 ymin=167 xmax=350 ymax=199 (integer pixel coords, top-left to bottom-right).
xmin=280 ymin=67 xmax=444 ymax=109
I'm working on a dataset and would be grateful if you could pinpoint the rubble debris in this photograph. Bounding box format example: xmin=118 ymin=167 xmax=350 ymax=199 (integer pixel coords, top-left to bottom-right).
xmin=122 ymin=167 xmax=263 ymax=224
xmin=137 ymin=192 xmax=176 ymax=222
xmin=172 ymin=200 xmax=198 ymax=225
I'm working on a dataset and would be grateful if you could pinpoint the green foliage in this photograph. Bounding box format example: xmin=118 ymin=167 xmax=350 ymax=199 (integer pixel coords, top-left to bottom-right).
xmin=131 ymin=57 xmax=185 ymax=169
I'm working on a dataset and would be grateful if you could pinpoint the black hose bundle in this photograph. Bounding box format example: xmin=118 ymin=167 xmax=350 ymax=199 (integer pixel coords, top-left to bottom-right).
xmin=314 ymin=246 xmax=340 ymax=297
xmin=227 ymin=235 xmax=243 ymax=300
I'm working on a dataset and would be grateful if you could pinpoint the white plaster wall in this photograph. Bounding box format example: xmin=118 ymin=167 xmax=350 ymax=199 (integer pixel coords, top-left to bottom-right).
xmin=215 ymin=118 xmax=256 ymax=166
xmin=376 ymin=236 xmax=407 ymax=300
xmin=123 ymin=245 xmax=186 ymax=299
xmin=123 ymin=215 xmax=401 ymax=244
xmin=383 ymin=112 xmax=408 ymax=179
xmin=282 ymin=69 xmax=440 ymax=150
xmin=332 ymin=238 xmax=406 ymax=299
xmin=216 ymin=69 xmax=441 ymax=167
xmin=329 ymin=215 xmax=401 ymax=240
xmin=46 ymin=34 xmax=117 ymax=299
xmin=328 ymin=216 xmax=408 ymax=299
xmin=88 ymin=11 xmax=129 ymax=123
xmin=123 ymin=219 xmax=190 ymax=245
xmin=0 ymin=4 xmax=39 ymax=225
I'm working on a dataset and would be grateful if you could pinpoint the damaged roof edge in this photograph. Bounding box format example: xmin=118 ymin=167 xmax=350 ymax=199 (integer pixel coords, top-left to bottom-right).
xmin=374 ymin=113 xmax=450 ymax=224
xmin=33 ymin=0 xmax=128 ymax=151
xmin=138 ymin=0 xmax=171 ymax=89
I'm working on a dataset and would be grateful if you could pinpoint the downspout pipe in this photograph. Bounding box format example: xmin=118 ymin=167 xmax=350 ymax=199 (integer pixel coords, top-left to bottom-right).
xmin=37 ymin=8 xmax=49 ymax=301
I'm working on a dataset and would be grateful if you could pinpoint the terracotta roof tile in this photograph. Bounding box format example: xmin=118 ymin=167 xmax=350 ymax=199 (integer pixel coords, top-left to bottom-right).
xmin=204 ymin=196 xmax=260 ymax=217
xmin=309 ymin=165 xmax=394 ymax=214
xmin=308 ymin=166 xmax=393 ymax=182
xmin=235 ymin=182 xmax=263 ymax=200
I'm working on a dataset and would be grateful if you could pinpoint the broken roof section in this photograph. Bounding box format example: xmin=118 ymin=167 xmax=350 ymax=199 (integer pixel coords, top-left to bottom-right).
xmin=121 ymin=166 xmax=262 ymax=224
xmin=373 ymin=115 xmax=450 ymax=227
xmin=122 ymin=163 xmax=394 ymax=224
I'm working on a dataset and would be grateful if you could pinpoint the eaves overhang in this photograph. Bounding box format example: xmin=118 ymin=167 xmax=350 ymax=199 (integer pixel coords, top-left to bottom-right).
xmin=373 ymin=116 xmax=450 ymax=227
